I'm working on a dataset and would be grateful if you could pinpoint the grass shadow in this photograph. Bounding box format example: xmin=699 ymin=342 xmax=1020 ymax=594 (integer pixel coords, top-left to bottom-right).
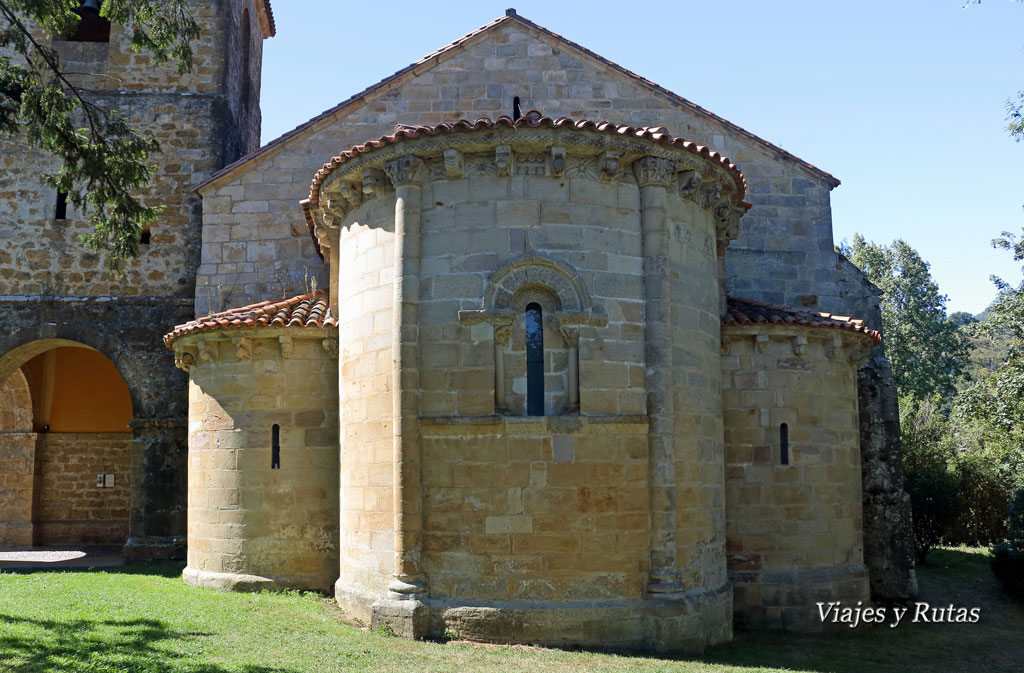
xmin=0 ymin=562 xmax=185 ymax=579
xmin=0 ymin=612 xmax=295 ymax=673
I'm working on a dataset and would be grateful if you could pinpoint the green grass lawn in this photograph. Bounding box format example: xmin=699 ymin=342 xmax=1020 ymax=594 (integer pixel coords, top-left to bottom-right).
xmin=0 ymin=548 xmax=1021 ymax=673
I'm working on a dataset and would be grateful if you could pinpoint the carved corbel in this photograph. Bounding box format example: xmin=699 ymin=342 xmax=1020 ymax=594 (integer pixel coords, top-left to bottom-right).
xmin=385 ymin=155 xmax=425 ymax=186
xmin=550 ymin=146 xmax=566 ymax=177
xmin=495 ymin=145 xmax=513 ymax=176
xmin=826 ymin=336 xmax=844 ymax=359
xmin=279 ymin=335 xmax=293 ymax=358
xmin=314 ymin=224 xmax=331 ymax=252
xmin=848 ymin=341 xmax=871 ymax=365
xmin=632 ymin=156 xmax=676 ymax=189
xmin=362 ymin=168 xmax=387 ymax=198
xmin=792 ymin=335 xmax=808 ymax=356
xmin=340 ymin=181 xmax=363 ymax=208
xmin=755 ymin=334 xmax=770 ymax=353
xmin=599 ymin=151 xmax=620 ymax=182
xmin=443 ymin=148 xmax=464 ymax=178
xmin=700 ymin=183 xmax=722 ymax=209
xmin=197 ymin=339 xmax=215 ymax=362
xmin=721 ymin=334 xmax=732 ymax=355
xmin=233 ymin=336 xmax=252 ymax=361
xmin=174 ymin=350 xmax=195 ymax=372
xmin=322 ymin=338 xmax=339 ymax=358
xmin=678 ymin=169 xmax=703 ymax=199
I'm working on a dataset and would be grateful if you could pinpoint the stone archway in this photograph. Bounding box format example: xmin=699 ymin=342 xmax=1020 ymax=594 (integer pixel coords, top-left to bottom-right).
xmin=0 ymin=339 xmax=133 ymax=548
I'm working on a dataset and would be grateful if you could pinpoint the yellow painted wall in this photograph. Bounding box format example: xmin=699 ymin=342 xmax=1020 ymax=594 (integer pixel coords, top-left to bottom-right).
xmin=24 ymin=347 xmax=132 ymax=432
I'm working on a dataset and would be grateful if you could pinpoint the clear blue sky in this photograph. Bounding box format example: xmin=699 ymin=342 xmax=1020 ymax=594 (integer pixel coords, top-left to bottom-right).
xmin=260 ymin=1 xmax=1024 ymax=316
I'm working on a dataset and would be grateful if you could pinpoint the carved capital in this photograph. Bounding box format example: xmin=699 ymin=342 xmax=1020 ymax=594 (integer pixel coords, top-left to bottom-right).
xmin=233 ymin=336 xmax=252 ymax=361
xmin=362 ymin=168 xmax=387 ymax=198
xmin=599 ymin=150 xmax=620 ymax=182
xmin=550 ymin=146 xmax=566 ymax=177
xmin=558 ymin=325 xmax=580 ymax=348
xmin=493 ymin=324 xmax=513 ymax=347
xmin=632 ymin=156 xmax=676 ymax=189
xmin=322 ymin=338 xmax=339 ymax=358
xmin=495 ymin=145 xmax=513 ymax=176
xmin=443 ymin=148 xmax=464 ymax=178
xmin=385 ymin=155 xmax=425 ymax=186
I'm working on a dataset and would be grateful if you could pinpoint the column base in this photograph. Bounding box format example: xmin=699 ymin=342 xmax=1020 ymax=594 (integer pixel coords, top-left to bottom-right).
xmin=336 ymin=579 xmax=732 ymax=652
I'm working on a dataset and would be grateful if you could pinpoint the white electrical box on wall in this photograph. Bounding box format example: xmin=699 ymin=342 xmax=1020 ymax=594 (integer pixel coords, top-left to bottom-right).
xmin=96 ymin=474 xmax=104 ymax=488
xmin=104 ymin=474 xmax=115 ymax=488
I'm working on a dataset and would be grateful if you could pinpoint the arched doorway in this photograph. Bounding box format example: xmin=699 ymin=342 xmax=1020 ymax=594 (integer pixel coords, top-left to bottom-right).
xmin=0 ymin=340 xmax=133 ymax=548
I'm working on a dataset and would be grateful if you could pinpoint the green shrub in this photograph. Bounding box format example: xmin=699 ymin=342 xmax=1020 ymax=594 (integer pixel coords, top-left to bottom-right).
xmin=904 ymin=462 xmax=963 ymax=563
xmin=991 ymin=488 xmax=1024 ymax=600
xmin=948 ymin=451 xmax=1011 ymax=545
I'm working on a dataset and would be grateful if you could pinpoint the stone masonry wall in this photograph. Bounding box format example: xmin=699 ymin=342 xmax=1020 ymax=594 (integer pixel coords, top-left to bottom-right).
xmin=33 ymin=432 xmax=132 ymax=545
xmin=722 ymin=326 xmax=871 ymax=630
xmin=182 ymin=330 xmax=338 ymax=591
xmin=0 ymin=369 xmax=36 ymax=546
xmin=196 ymin=19 xmax=840 ymax=317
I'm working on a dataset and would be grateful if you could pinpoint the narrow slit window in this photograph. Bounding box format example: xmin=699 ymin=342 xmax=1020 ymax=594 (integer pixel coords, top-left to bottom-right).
xmin=271 ymin=424 xmax=280 ymax=469
xmin=139 ymin=227 xmax=151 ymax=245
xmin=525 ymin=303 xmax=544 ymax=416
xmin=512 ymin=96 xmax=522 ymax=120
xmin=780 ymin=423 xmax=789 ymax=466
xmin=55 ymin=191 xmax=67 ymax=220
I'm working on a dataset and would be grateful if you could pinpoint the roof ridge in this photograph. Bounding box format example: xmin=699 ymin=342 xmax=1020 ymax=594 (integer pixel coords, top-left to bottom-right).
xmin=194 ymin=11 xmax=837 ymax=193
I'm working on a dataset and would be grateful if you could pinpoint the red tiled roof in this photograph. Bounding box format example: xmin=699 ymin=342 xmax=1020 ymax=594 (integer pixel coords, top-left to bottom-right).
xmin=193 ymin=10 xmax=837 ymax=193
xmin=256 ymin=0 xmax=275 ymax=38
xmin=723 ymin=296 xmax=880 ymax=344
xmin=164 ymin=290 xmax=334 ymax=347
xmin=302 ymin=114 xmax=752 ymax=259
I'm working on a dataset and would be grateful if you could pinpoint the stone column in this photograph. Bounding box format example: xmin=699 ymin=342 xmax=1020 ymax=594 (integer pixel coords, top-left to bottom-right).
xmin=123 ymin=418 xmax=187 ymax=561
xmin=374 ymin=155 xmax=428 ymax=637
xmin=634 ymin=156 xmax=684 ymax=594
xmin=558 ymin=325 xmax=580 ymax=412
xmin=493 ymin=324 xmax=512 ymax=413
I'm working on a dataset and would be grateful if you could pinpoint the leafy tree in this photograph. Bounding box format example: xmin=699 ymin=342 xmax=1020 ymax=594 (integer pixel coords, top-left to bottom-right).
xmin=0 ymin=0 xmax=200 ymax=272
xmin=843 ymin=234 xmax=973 ymax=402
xmin=956 ymin=228 xmax=1024 ymax=485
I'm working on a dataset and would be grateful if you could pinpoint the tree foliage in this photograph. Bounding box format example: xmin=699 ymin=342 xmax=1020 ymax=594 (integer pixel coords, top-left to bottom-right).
xmin=843 ymin=234 xmax=972 ymax=401
xmin=0 ymin=0 xmax=199 ymax=272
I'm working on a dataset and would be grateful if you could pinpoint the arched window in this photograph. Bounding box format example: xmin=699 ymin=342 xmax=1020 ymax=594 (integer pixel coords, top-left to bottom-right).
xmin=780 ymin=423 xmax=789 ymax=466
xmin=525 ymin=303 xmax=544 ymax=416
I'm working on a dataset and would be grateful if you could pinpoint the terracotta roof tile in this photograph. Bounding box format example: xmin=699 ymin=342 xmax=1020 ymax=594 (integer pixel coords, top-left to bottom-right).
xmin=194 ymin=11 xmax=836 ymax=194
xmin=723 ymin=296 xmax=881 ymax=344
xmin=256 ymin=0 xmax=275 ymax=38
xmin=164 ymin=290 xmax=334 ymax=347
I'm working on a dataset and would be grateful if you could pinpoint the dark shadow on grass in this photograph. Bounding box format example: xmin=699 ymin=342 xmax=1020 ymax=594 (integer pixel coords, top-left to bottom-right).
xmin=0 ymin=562 xmax=185 ymax=578
xmin=0 ymin=613 xmax=298 ymax=673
